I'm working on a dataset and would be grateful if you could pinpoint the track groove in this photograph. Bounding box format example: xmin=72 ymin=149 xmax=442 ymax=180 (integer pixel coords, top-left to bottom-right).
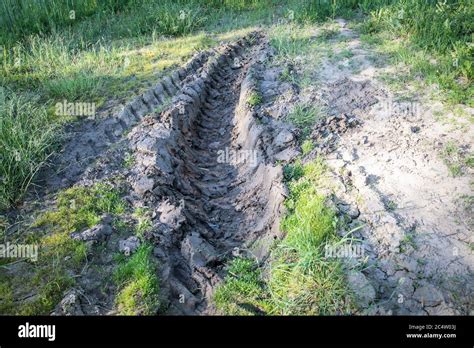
xmin=127 ymin=32 xmax=289 ymax=314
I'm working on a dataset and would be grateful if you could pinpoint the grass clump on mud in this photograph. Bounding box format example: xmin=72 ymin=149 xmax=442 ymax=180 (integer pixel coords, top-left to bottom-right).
xmin=114 ymin=243 xmax=160 ymax=315
xmin=213 ymin=258 xmax=270 ymax=315
xmin=0 ymin=183 xmax=125 ymax=315
xmin=440 ymin=141 xmax=473 ymax=177
xmin=286 ymin=104 xmax=324 ymax=140
xmin=133 ymin=207 xmax=153 ymax=239
xmin=0 ymin=91 xmax=59 ymax=210
xmin=214 ymin=159 xmax=356 ymax=315
xmin=247 ymin=91 xmax=263 ymax=107
xmin=34 ymin=183 xmax=126 ymax=230
xmin=301 ymin=139 xmax=315 ymax=155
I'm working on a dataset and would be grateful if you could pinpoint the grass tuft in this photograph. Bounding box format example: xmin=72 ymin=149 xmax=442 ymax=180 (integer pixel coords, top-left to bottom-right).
xmin=286 ymin=104 xmax=324 ymax=140
xmin=0 ymin=91 xmax=58 ymax=210
xmin=114 ymin=243 xmax=160 ymax=315
xmin=247 ymin=91 xmax=263 ymax=107
xmin=440 ymin=141 xmax=472 ymax=177
xmin=34 ymin=183 xmax=126 ymax=232
xmin=214 ymin=258 xmax=270 ymax=315
xmin=133 ymin=207 xmax=152 ymax=239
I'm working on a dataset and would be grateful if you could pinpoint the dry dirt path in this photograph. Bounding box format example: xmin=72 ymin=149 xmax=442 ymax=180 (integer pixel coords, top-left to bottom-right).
xmin=306 ymin=19 xmax=474 ymax=315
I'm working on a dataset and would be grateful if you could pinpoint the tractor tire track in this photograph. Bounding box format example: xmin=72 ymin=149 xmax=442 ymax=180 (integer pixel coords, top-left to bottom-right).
xmin=127 ymin=32 xmax=290 ymax=314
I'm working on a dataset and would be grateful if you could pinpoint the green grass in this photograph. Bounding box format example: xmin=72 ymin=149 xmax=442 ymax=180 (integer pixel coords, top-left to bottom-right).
xmin=34 ymin=183 xmax=126 ymax=231
xmin=270 ymin=24 xmax=312 ymax=60
xmin=400 ymin=231 xmax=417 ymax=253
xmin=123 ymin=152 xmax=135 ymax=169
xmin=0 ymin=0 xmax=209 ymax=45
xmin=114 ymin=243 xmax=160 ymax=315
xmin=286 ymin=104 xmax=324 ymax=140
xmin=336 ymin=49 xmax=354 ymax=60
xmin=0 ymin=90 xmax=59 ymax=210
xmin=0 ymin=182 xmax=126 ymax=314
xmin=440 ymin=141 xmax=472 ymax=177
xmin=301 ymin=139 xmax=315 ymax=155
xmin=213 ymin=258 xmax=270 ymax=315
xmin=214 ymin=158 xmax=356 ymax=315
xmin=283 ymin=161 xmax=304 ymax=182
xmin=360 ymin=0 xmax=473 ymax=105
xmin=384 ymin=198 xmax=398 ymax=212
xmin=133 ymin=207 xmax=152 ymax=239
xmin=270 ymin=160 xmax=353 ymax=315
xmin=247 ymin=91 xmax=263 ymax=107
xmin=319 ymin=27 xmax=340 ymax=40
xmin=0 ymin=180 xmax=162 ymax=316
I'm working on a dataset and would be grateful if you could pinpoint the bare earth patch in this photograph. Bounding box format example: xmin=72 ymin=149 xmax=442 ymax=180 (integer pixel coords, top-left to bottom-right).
xmin=307 ymin=20 xmax=473 ymax=315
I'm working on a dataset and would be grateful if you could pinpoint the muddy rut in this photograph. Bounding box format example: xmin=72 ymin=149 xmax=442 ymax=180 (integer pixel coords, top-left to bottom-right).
xmin=13 ymin=31 xmax=295 ymax=316
xmin=123 ymin=32 xmax=288 ymax=314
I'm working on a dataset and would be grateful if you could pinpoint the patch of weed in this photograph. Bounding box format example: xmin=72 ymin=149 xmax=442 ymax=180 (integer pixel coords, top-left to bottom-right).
xmin=214 ymin=258 xmax=270 ymax=315
xmin=0 ymin=183 xmax=127 ymax=315
xmin=247 ymin=91 xmax=262 ymax=107
xmin=283 ymin=161 xmax=304 ymax=183
xmin=440 ymin=141 xmax=469 ymax=177
xmin=301 ymin=139 xmax=315 ymax=155
xmin=114 ymin=243 xmax=160 ymax=315
xmin=286 ymin=104 xmax=323 ymax=140
xmin=35 ymin=183 xmax=126 ymax=232
xmin=0 ymin=91 xmax=59 ymax=210
xmin=133 ymin=207 xmax=152 ymax=239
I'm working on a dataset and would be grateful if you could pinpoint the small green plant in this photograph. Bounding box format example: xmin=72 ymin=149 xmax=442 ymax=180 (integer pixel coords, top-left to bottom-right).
xmin=123 ymin=152 xmax=135 ymax=169
xmin=400 ymin=232 xmax=417 ymax=253
xmin=280 ymin=64 xmax=297 ymax=84
xmin=286 ymin=104 xmax=323 ymax=140
xmin=301 ymin=139 xmax=315 ymax=155
xmin=151 ymin=3 xmax=207 ymax=36
xmin=133 ymin=207 xmax=152 ymax=238
xmin=44 ymin=73 xmax=104 ymax=102
xmin=337 ymin=49 xmax=354 ymax=60
xmin=465 ymin=155 xmax=474 ymax=169
xmin=440 ymin=142 xmax=465 ymax=177
xmin=270 ymin=24 xmax=312 ymax=60
xmin=319 ymin=28 xmax=339 ymax=40
xmin=247 ymin=91 xmax=262 ymax=107
xmin=283 ymin=162 xmax=304 ymax=182
xmin=114 ymin=243 xmax=160 ymax=315
xmin=384 ymin=198 xmax=398 ymax=212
